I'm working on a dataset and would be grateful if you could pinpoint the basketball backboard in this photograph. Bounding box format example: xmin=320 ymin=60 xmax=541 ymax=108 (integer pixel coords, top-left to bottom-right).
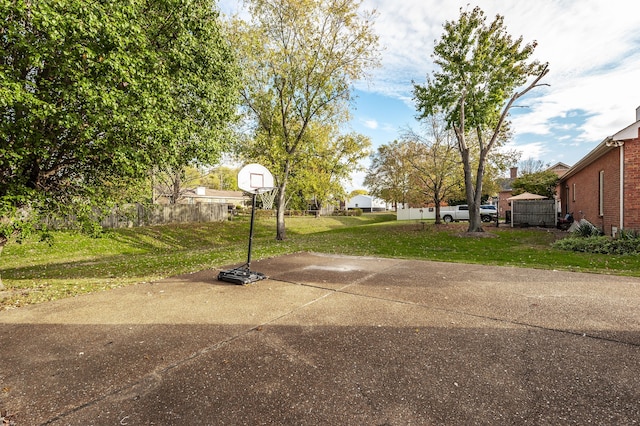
xmin=237 ymin=163 xmax=275 ymax=194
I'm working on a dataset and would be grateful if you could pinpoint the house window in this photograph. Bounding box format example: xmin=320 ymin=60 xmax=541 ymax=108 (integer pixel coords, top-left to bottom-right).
xmin=599 ymin=170 xmax=604 ymax=216
xmin=572 ymin=183 xmax=576 ymax=202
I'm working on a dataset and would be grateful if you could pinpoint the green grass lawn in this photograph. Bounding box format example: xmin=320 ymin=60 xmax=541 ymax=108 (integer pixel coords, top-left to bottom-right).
xmin=2 ymin=213 xmax=639 ymax=310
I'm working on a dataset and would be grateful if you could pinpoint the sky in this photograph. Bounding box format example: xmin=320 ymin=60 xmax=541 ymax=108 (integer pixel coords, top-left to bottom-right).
xmin=219 ymin=0 xmax=640 ymax=192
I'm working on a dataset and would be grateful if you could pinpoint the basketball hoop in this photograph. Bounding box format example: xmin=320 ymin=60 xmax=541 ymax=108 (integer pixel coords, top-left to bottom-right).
xmin=237 ymin=163 xmax=275 ymax=195
xmin=259 ymin=187 xmax=278 ymax=210
xmin=218 ymin=163 xmax=275 ymax=285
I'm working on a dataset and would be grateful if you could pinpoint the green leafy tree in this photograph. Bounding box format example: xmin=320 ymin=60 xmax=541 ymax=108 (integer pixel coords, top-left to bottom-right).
xmin=402 ymin=114 xmax=462 ymax=224
xmin=414 ymin=6 xmax=548 ymax=232
xmin=152 ymin=166 xmax=203 ymax=205
xmin=0 ymin=0 xmax=240 ymax=274
xmin=297 ymin=129 xmax=371 ymax=212
xmin=512 ymin=170 xmax=559 ymax=199
xmin=364 ymin=141 xmax=413 ymax=211
xmin=198 ymin=166 xmax=239 ymax=191
xmin=348 ymin=189 xmax=368 ymax=198
xmin=229 ymin=0 xmax=380 ymax=239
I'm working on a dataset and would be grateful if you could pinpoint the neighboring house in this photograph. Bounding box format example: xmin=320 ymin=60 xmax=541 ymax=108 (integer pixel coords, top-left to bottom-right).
xmin=157 ymin=187 xmax=247 ymax=207
xmin=547 ymin=162 xmax=571 ymax=177
xmin=558 ymin=106 xmax=640 ymax=236
xmin=497 ymin=162 xmax=571 ymax=219
xmin=346 ymin=195 xmax=388 ymax=212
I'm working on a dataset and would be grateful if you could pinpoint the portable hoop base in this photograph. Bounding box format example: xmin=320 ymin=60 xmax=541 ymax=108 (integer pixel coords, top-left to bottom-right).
xmin=218 ymin=266 xmax=267 ymax=285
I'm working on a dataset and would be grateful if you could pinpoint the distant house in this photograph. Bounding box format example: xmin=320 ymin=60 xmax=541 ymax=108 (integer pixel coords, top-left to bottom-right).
xmin=346 ymin=195 xmax=388 ymax=212
xmin=497 ymin=167 xmax=519 ymax=218
xmin=157 ymin=187 xmax=247 ymax=207
xmin=547 ymin=162 xmax=571 ymax=177
xmin=558 ymin=106 xmax=640 ymax=236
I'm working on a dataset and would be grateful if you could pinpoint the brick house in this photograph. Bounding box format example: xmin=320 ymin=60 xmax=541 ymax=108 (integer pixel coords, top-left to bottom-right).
xmin=558 ymin=106 xmax=640 ymax=236
xmin=548 ymin=162 xmax=571 ymax=177
xmin=497 ymin=162 xmax=569 ymax=219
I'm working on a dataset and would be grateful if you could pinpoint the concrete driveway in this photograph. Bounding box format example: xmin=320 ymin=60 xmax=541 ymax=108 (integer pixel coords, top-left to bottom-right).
xmin=1 ymin=252 xmax=639 ymax=425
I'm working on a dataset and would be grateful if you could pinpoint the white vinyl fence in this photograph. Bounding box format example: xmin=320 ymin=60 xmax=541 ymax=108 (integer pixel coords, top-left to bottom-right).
xmin=397 ymin=207 xmax=438 ymax=221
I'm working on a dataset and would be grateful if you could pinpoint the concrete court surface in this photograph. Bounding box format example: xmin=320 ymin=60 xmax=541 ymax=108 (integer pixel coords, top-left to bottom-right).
xmin=1 ymin=252 xmax=639 ymax=425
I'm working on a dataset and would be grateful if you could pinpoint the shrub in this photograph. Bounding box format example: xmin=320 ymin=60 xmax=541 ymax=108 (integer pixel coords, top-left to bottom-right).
xmin=552 ymin=236 xmax=610 ymax=253
xmin=618 ymin=228 xmax=640 ymax=240
xmin=553 ymin=230 xmax=640 ymax=255
xmin=255 ymin=209 xmax=275 ymax=218
xmin=572 ymin=221 xmax=602 ymax=238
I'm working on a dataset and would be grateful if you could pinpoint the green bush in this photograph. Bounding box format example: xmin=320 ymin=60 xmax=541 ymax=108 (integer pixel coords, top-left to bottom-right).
xmin=553 ymin=230 xmax=640 ymax=255
xmin=255 ymin=209 xmax=275 ymax=218
xmin=553 ymin=236 xmax=611 ymax=253
xmin=618 ymin=229 xmax=640 ymax=240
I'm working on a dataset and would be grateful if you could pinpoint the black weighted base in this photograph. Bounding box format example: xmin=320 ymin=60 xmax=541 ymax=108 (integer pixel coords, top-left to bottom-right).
xmin=217 ymin=267 xmax=267 ymax=285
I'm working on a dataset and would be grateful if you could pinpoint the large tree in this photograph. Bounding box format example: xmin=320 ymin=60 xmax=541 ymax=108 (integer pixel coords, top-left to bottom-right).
xmin=402 ymin=115 xmax=462 ymax=224
xmin=364 ymin=141 xmax=413 ymax=211
xmin=0 ymin=0 xmax=239 ymax=286
xmin=512 ymin=169 xmax=559 ymax=199
xmin=286 ymin=125 xmax=371 ymax=212
xmin=152 ymin=166 xmax=202 ymax=205
xmin=229 ymin=0 xmax=380 ymax=240
xmin=413 ymin=6 xmax=548 ymax=232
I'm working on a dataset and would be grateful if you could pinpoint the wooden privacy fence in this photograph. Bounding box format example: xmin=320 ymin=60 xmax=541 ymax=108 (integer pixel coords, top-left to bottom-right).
xmin=100 ymin=203 xmax=227 ymax=228
xmin=510 ymin=199 xmax=557 ymax=228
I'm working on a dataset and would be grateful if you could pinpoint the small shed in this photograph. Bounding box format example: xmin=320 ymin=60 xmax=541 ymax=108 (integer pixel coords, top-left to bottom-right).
xmin=346 ymin=195 xmax=388 ymax=212
xmin=507 ymin=193 xmax=556 ymax=227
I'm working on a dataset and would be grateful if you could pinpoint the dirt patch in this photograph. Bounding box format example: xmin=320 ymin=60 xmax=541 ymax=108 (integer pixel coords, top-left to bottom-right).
xmin=456 ymin=231 xmax=498 ymax=238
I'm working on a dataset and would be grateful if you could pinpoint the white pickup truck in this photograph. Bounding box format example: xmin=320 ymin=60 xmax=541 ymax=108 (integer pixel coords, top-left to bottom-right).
xmin=441 ymin=205 xmax=497 ymax=223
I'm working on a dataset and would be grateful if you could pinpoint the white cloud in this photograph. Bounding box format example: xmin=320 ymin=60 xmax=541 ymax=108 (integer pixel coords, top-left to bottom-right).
xmin=219 ymin=0 xmax=640 ymax=173
xmin=504 ymin=141 xmax=548 ymax=162
xmin=362 ymin=119 xmax=379 ymax=130
xmin=359 ymin=0 xmax=640 ymax=163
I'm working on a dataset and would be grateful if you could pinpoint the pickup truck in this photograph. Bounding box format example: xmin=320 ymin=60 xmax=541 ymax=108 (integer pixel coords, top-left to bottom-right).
xmin=441 ymin=205 xmax=497 ymax=223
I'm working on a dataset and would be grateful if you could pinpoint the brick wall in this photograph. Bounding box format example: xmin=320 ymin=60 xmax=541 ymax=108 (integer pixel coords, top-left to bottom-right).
xmin=559 ymin=131 xmax=640 ymax=235
xmin=560 ymin=148 xmax=620 ymax=235
xmin=498 ymin=190 xmax=512 ymax=218
xmin=624 ymin=133 xmax=640 ymax=230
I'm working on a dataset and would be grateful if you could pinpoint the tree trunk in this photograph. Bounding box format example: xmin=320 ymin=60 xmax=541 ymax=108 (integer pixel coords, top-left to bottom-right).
xmin=468 ymin=202 xmax=483 ymax=232
xmin=434 ymin=204 xmax=442 ymax=224
xmin=275 ymin=160 xmax=293 ymax=241
xmin=468 ymin=151 xmax=487 ymax=232
xmin=276 ymin=184 xmax=286 ymax=240
xmin=460 ymin=148 xmax=483 ymax=232
xmin=433 ymin=192 xmax=442 ymax=224
xmin=171 ymin=173 xmax=181 ymax=205
xmin=0 ymin=237 xmax=6 ymax=290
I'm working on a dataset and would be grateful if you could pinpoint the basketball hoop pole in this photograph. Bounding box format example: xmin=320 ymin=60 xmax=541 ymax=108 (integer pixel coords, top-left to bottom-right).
xmin=218 ymin=191 xmax=267 ymax=285
xmin=217 ymin=189 xmax=268 ymax=285
xmin=218 ymin=163 xmax=273 ymax=285
xmin=246 ymin=191 xmax=257 ymax=268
